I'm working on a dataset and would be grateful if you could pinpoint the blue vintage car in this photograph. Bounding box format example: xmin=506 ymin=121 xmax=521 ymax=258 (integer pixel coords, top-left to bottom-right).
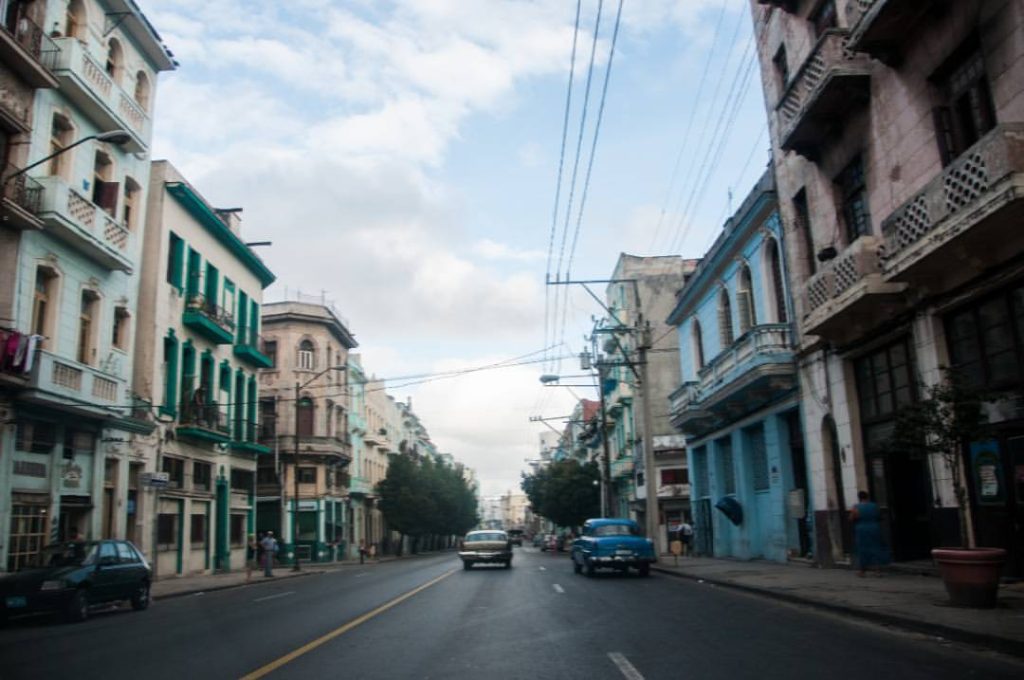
xmin=570 ymin=518 xmax=656 ymax=577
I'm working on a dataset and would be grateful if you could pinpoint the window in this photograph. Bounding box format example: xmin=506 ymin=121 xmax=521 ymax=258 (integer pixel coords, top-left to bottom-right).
xmin=933 ymin=36 xmax=996 ymax=166
xmin=157 ymin=513 xmax=178 ymax=551
xmin=162 ymin=457 xmax=185 ymax=489
xmin=77 ymin=289 xmax=99 ymax=366
xmin=204 ymin=262 xmax=220 ymax=312
xmin=162 ymin=332 xmax=179 ymax=415
xmin=92 ymin=150 xmax=117 ymax=216
xmin=660 ymin=468 xmax=688 ymax=485
xmin=747 ymin=424 xmax=769 ymax=492
xmin=298 ymin=467 xmax=317 ymax=484
xmin=230 ymin=468 xmax=254 ymax=491
xmin=737 ymin=265 xmax=756 ymax=334
xmin=48 ymin=113 xmax=73 ymax=179
xmin=7 ymin=503 xmax=49 ymax=572
xmin=257 ymin=466 xmax=278 ymax=485
xmin=167 ymin=232 xmax=185 ymax=290
xmin=298 ymin=339 xmax=315 ymax=370
xmin=122 ymin=177 xmax=140 ymax=230
xmin=190 ymin=513 xmax=207 ymax=547
xmin=773 ymin=45 xmax=788 ymax=91
xmin=134 ymin=71 xmax=151 ymax=111
xmin=223 ymin=280 xmax=236 ymax=332
xmin=111 ymin=306 xmax=129 ymax=350
xmin=297 ymin=397 xmax=315 ymax=438
xmin=946 ymin=284 xmax=1024 ymax=390
xmin=64 ymin=0 xmax=86 ymax=40
xmin=718 ymin=288 xmax=734 ymax=349
xmin=16 ymin=421 xmax=57 ymax=454
xmin=105 ymin=38 xmax=124 ymax=83
xmin=63 ymin=429 xmax=93 ymax=461
xmin=186 ymin=248 xmax=201 ymax=300
xmin=766 ymin=238 xmax=789 ymax=323
xmin=691 ymin=318 xmax=705 ymax=371
xmin=718 ymin=437 xmax=735 ymax=495
xmin=693 ymin=446 xmax=709 ymax=497
xmin=116 ymin=542 xmax=139 ymax=564
xmin=837 ymin=155 xmax=870 ymax=243
xmin=855 ymin=338 xmax=916 ymax=454
xmin=32 ymin=265 xmax=58 ymax=348
xmin=230 ymin=514 xmax=245 ymax=546
xmin=264 ymin=340 xmax=277 ymax=367
xmin=793 ymin=189 xmax=816 ymax=275
xmin=193 ymin=461 xmax=212 ymax=491
xmin=810 ymin=0 xmax=836 ymax=40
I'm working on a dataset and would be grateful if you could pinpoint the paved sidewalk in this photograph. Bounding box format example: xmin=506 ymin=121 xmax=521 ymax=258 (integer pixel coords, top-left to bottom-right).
xmin=653 ymin=556 xmax=1024 ymax=658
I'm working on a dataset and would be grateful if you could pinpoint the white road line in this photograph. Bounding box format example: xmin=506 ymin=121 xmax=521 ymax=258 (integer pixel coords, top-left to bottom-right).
xmin=608 ymin=652 xmax=645 ymax=680
xmin=253 ymin=591 xmax=295 ymax=603
xmin=538 ymin=566 xmax=546 ymax=571
xmin=552 ymin=584 xmax=564 ymax=594
xmin=355 ymin=572 xmax=368 ymax=578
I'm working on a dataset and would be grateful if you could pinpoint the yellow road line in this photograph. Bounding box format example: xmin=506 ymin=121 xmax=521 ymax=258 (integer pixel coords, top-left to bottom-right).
xmin=239 ymin=568 xmax=458 ymax=680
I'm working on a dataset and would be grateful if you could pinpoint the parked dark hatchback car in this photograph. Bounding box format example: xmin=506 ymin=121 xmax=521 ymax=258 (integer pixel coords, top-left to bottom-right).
xmin=0 ymin=539 xmax=151 ymax=623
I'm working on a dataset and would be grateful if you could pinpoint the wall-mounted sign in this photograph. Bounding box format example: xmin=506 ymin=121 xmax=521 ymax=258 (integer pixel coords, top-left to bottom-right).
xmin=140 ymin=471 xmax=170 ymax=488
xmin=297 ymin=500 xmax=318 ymax=510
xmin=970 ymin=440 xmax=1005 ymax=506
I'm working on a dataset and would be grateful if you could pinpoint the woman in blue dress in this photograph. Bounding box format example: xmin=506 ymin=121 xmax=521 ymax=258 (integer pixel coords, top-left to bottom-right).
xmin=850 ymin=490 xmax=890 ymax=576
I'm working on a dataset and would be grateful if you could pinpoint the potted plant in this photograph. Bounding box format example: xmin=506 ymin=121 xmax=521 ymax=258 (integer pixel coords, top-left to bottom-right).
xmin=891 ymin=368 xmax=1006 ymax=608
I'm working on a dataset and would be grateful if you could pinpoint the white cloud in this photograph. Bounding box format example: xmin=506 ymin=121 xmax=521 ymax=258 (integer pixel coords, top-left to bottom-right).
xmin=473 ymin=239 xmax=546 ymax=262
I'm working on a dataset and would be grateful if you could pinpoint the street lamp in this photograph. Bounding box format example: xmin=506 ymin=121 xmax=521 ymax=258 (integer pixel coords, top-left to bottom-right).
xmin=3 ymin=130 xmax=132 ymax=186
xmin=292 ymin=364 xmax=347 ymax=571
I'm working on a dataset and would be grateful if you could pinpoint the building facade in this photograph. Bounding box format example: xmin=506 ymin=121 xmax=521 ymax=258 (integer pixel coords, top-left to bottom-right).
xmin=131 ymin=160 xmax=275 ymax=577
xmin=0 ymin=0 xmax=173 ymax=573
xmin=257 ymin=296 xmax=357 ymax=563
xmin=751 ymin=0 xmax=1024 ymax=573
xmin=668 ymin=171 xmax=808 ymax=562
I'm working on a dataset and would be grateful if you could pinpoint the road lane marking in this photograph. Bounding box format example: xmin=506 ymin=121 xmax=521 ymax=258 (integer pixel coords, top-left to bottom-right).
xmin=253 ymin=591 xmax=295 ymax=603
xmin=355 ymin=572 xmax=368 ymax=578
xmin=608 ymin=653 xmax=645 ymax=680
xmin=552 ymin=584 xmax=564 ymax=594
xmin=538 ymin=566 xmax=546 ymax=571
xmin=240 ymin=568 xmax=458 ymax=679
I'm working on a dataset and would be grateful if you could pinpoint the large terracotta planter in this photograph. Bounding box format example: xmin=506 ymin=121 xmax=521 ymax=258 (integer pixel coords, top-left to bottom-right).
xmin=931 ymin=547 xmax=1007 ymax=608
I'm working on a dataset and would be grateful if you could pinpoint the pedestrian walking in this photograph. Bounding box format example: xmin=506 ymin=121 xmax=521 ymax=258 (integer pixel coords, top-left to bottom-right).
xmin=246 ymin=535 xmax=258 ymax=582
xmin=358 ymin=539 xmax=367 ymax=565
xmin=260 ymin=531 xmax=278 ymax=577
xmin=678 ymin=521 xmax=694 ymax=557
xmin=851 ymin=490 xmax=890 ymax=577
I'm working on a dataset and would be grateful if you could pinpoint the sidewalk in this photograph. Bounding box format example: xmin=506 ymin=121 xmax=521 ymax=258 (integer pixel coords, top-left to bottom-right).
xmin=653 ymin=556 xmax=1024 ymax=658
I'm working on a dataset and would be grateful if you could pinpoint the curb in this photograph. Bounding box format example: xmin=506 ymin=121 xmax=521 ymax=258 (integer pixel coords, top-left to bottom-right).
xmin=652 ymin=566 xmax=1024 ymax=660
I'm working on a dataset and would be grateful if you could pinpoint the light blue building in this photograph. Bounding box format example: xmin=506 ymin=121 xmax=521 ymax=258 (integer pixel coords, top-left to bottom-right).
xmin=667 ymin=171 xmax=811 ymax=563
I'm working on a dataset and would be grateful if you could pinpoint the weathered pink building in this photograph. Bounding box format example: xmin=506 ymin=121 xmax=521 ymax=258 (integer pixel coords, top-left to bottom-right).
xmin=750 ymin=0 xmax=1024 ymax=573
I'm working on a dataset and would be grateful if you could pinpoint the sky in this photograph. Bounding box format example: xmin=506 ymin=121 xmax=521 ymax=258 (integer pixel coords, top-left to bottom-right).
xmin=141 ymin=0 xmax=771 ymax=497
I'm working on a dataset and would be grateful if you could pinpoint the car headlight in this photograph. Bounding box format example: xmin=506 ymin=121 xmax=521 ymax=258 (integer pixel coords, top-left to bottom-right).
xmin=40 ymin=580 xmax=68 ymax=591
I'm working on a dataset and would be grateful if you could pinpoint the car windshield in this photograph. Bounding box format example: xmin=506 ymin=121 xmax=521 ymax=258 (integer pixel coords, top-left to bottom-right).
xmin=592 ymin=525 xmax=639 ymax=537
xmin=34 ymin=542 xmax=98 ymax=568
xmin=466 ymin=533 xmax=506 ymax=542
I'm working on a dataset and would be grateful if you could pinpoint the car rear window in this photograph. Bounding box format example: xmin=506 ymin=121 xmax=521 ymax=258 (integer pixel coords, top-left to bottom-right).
xmin=466 ymin=532 xmax=506 ymax=542
xmin=592 ymin=524 xmax=639 ymax=537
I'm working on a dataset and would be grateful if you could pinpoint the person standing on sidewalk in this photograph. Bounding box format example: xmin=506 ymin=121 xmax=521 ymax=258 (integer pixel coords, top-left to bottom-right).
xmin=358 ymin=539 xmax=367 ymax=564
xmin=851 ymin=491 xmax=890 ymax=577
xmin=678 ymin=521 xmax=694 ymax=557
xmin=260 ymin=531 xmax=278 ymax=577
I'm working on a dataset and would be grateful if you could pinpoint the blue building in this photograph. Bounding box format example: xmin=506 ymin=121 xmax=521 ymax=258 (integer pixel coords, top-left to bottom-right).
xmin=667 ymin=171 xmax=811 ymax=562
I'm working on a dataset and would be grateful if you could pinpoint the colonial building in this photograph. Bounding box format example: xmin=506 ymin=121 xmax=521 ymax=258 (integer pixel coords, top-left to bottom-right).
xmin=257 ymin=296 xmax=356 ymax=563
xmin=0 ymin=0 xmax=173 ymax=573
xmin=668 ymin=170 xmax=807 ymax=562
xmin=132 ymin=160 xmax=275 ymax=577
xmin=750 ymin=0 xmax=1024 ymax=572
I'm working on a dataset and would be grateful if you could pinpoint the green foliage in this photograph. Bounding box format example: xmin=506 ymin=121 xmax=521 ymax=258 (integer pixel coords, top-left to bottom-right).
xmin=520 ymin=459 xmax=600 ymax=529
xmin=377 ymin=454 xmax=478 ymax=539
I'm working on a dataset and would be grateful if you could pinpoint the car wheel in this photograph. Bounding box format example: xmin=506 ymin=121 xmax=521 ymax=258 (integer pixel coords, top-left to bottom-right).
xmin=66 ymin=589 xmax=89 ymax=623
xmin=573 ymin=557 xmax=582 ymax=574
xmin=462 ymin=561 xmax=472 ymax=570
xmin=131 ymin=581 xmax=151 ymax=611
xmin=585 ymin=558 xmax=596 ymax=577
xmin=638 ymin=563 xmax=651 ymax=577
xmin=504 ymin=560 xmax=512 ymax=569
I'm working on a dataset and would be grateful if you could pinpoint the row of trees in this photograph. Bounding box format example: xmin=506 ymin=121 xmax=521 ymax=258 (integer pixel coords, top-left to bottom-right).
xmin=521 ymin=459 xmax=601 ymax=529
xmin=377 ymin=453 xmax=478 ymax=554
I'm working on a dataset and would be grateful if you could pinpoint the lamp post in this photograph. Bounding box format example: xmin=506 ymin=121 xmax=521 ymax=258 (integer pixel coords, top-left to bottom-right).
xmin=292 ymin=364 xmax=346 ymax=571
xmin=2 ymin=130 xmax=132 ymax=186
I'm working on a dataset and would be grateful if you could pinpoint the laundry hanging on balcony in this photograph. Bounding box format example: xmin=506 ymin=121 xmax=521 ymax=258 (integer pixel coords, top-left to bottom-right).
xmin=0 ymin=331 xmax=42 ymax=374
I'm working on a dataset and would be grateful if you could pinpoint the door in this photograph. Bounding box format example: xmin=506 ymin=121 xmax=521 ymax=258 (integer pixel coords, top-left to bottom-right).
xmin=970 ymin=433 xmax=1024 ymax=577
xmin=694 ymin=499 xmax=714 ymax=557
xmin=746 ymin=424 xmax=771 ymax=559
xmin=92 ymin=542 xmax=122 ymax=603
xmin=869 ymin=450 xmax=933 ymax=561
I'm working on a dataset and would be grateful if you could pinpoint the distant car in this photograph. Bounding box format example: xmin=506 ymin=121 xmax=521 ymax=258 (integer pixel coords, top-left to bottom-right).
xmin=571 ymin=518 xmax=656 ymax=577
xmin=532 ymin=534 xmax=546 ymax=548
xmin=507 ymin=529 xmax=524 ymax=547
xmin=459 ymin=530 xmax=513 ymax=570
xmin=0 ymin=539 xmax=152 ymax=623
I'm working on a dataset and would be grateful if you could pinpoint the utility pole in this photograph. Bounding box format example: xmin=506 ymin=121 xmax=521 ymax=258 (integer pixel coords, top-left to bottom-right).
xmin=596 ymin=363 xmax=613 ymax=518
xmin=637 ymin=322 xmax=659 ymax=547
xmin=292 ymin=380 xmax=302 ymax=571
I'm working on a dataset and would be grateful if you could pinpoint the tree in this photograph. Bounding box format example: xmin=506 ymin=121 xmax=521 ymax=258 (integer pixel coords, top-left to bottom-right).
xmin=521 ymin=459 xmax=600 ymax=529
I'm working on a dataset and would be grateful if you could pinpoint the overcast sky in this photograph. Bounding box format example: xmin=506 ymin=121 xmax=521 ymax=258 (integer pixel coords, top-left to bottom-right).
xmin=142 ymin=0 xmax=769 ymax=497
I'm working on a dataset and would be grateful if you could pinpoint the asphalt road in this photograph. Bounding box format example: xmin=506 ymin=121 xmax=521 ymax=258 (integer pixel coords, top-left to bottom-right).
xmin=1 ymin=547 xmax=1021 ymax=680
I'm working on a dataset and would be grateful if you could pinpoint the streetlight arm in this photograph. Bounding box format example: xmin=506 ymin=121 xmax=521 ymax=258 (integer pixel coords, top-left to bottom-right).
xmin=297 ymin=364 xmax=347 ymax=391
xmin=3 ymin=131 xmax=130 ymax=185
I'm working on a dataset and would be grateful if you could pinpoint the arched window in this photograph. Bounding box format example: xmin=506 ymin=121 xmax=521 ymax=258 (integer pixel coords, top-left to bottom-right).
xmin=92 ymin=150 xmax=116 ymax=216
xmin=297 ymin=339 xmax=315 ymax=370
xmin=691 ymin=318 xmax=705 ymax=372
xmin=106 ymin=38 xmax=124 ymax=83
xmin=718 ymin=287 xmax=734 ymax=349
xmin=65 ymin=0 xmax=86 ymax=40
xmin=297 ymin=397 xmax=314 ymax=438
xmin=737 ymin=264 xmax=756 ymax=334
xmin=765 ymin=237 xmax=789 ymax=323
xmin=49 ymin=112 xmax=74 ymax=179
xmin=134 ymin=71 xmax=151 ymax=111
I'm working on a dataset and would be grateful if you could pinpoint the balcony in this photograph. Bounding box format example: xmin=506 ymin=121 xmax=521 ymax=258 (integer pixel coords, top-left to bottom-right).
xmin=881 ymin=123 xmax=1024 ymax=295
xmin=24 ymin=349 xmax=125 ymax=417
xmin=0 ymin=14 xmax=59 ymax=88
xmin=36 ymin=175 xmax=133 ymax=272
xmin=657 ymin=483 xmax=691 ymax=499
xmin=1 ymin=166 xmax=44 ymax=230
xmin=611 ymin=457 xmax=634 ymax=480
xmin=670 ymin=325 xmax=797 ymax=438
xmin=775 ymin=30 xmax=872 ymax=159
xmin=846 ymin=0 xmax=938 ymax=65
xmin=233 ymin=332 xmax=273 ymax=368
xmin=50 ymin=37 xmax=150 ymax=153
xmin=802 ymin=235 xmax=906 ymax=344
xmin=272 ymin=433 xmax=352 ymax=465
xmin=183 ymin=293 xmax=236 ymax=344
xmin=176 ymin=398 xmax=231 ymax=445
xmin=230 ymin=420 xmax=271 ymax=455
